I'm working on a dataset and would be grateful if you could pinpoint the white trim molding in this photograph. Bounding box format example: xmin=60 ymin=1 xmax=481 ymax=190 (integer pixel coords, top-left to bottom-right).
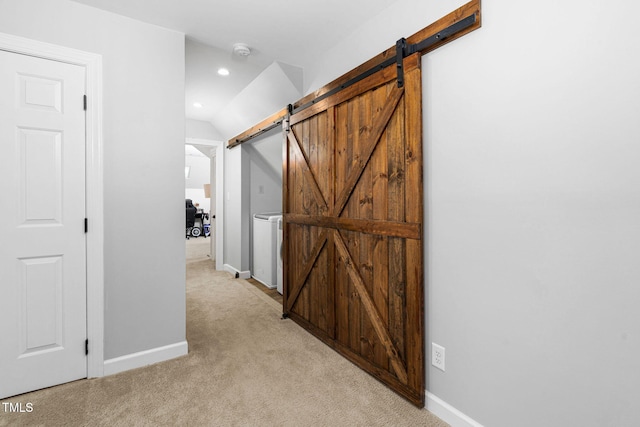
xmin=224 ymin=264 xmax=251 ymax=279
xmin=103 ymin=342 xmax=188 ymax=376
xmin=0 ymin=33 xmax=105 ymax=378
xmin=426 ymin=392 xmax=484 ymax=427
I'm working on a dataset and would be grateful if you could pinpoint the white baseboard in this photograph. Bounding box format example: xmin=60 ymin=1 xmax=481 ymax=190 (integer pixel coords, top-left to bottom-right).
xmin=103 ymin=341 xmax=188 ymax=376
xmin=426 ymin=392 xmax=484 ymax=427
xmin=223 ymin=264 xmax=251 ymax=279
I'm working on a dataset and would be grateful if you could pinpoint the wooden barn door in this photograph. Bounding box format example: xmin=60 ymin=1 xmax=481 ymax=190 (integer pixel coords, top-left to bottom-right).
xmin=283 ymin=53 xmax=424 ymax=406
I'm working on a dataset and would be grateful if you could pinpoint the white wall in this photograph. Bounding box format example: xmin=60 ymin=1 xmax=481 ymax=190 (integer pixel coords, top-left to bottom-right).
xmin=247 ymin=129 xmax=283 ymax=217
xmin=246 ymin=128 xmax=283 ymax=271
xmin=0 ymin=0 xmax=186 ymax=361
xmin=221 ymin=61 xmax=301 ymax=273
xmin=186 ymin=118 xmax=223 ymax=141
xmin=425 ymin=1 xmax=640 ymax=426
xmin=212 ymin=61 xmax=302 ymax=141
xmin=185 ymin=147 xmax=211 ymax=214
xmin=304 ymin=1 xmax=640 ymax=426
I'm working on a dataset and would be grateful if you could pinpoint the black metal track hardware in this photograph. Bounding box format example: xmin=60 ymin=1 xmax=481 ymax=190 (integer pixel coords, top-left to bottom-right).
xmin=292 ymin=13 xmax=476 ymax=115
xmin=412 ymin=14 xmax=477 ymax=54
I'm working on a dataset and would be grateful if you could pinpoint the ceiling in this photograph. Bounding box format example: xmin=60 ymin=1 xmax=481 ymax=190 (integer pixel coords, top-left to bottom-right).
xmin=69 ymin=0 xmax=400 ymax=123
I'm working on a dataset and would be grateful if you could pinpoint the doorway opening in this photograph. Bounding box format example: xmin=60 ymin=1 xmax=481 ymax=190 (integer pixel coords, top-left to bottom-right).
xmin=185 ymin=139 xmax=224 ymax=269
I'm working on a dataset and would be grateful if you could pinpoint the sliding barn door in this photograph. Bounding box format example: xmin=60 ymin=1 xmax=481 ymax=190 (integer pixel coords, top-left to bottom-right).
xmin=283 ymin=54 xmax=424 ymax=406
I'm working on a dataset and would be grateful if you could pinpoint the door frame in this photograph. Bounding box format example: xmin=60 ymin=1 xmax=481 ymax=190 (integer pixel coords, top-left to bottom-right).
xmin=0 ymin=33 xmax=105 ymax=378
xmin=185 ymin=138 xmax=225 ymax=270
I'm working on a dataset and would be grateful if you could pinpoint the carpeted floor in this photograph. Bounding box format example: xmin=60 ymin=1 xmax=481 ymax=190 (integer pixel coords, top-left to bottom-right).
xmin=0 ymin=240 xmax=448 ymax=427
xmin=186 ymin=236 xmax=212 ymax=264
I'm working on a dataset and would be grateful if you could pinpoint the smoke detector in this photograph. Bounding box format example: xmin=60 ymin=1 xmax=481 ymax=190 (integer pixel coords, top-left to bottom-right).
xmin=233 ymin=43 xmax=251 ymax=57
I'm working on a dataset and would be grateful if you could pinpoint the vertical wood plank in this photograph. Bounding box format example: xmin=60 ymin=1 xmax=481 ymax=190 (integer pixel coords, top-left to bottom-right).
xmin=293 ymin=125 xmax=306 ymax=318
xmin=358 ymin=90 xmax=375 ymax=360
xmin=327 ymin=107 xmax=337 ymax=339
xmin=289 ymin=126 xmax=300 ymax=314
xmin=301 ymin=120 xmax=311 ymax=321
xmin=313 ymin=114 xmax=328 ymax=332
xmin=371 ymin=84 xmax=390 ymax=369
xmin=403 ymin=59 xmax=424 ymax=394
xmin=334 ymin=104 xmax=349 ymax=346
xmin=387 ymin=80 xmax=407 ymax=371
xmin=335 ymin=103 xmax=348 ymax=214
xmin=335 ymin=232 xmax=349 ymax=347
xmin=346 ymin=97 xmax=361 ymax=354
xmin=308 ymin=117 xmax=319 ymax=328
xmin=316 ymin=112 xmax=329 ymax=208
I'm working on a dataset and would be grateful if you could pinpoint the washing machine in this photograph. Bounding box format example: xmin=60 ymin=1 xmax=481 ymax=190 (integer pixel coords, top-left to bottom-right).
xmin=276 ymin=217 xmax=283 ymax=295
xmin=252 ymin=213 xmax=281 ymax=289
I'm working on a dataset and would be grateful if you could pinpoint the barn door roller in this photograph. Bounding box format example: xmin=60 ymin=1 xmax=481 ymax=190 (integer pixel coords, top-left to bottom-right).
xmin=396 ymin=13 xmax=476 ymax=88
xmin=293 ymin=13 xmax=476 ymax=114
xmin=396 ymin=38 xmax=407 ymax=88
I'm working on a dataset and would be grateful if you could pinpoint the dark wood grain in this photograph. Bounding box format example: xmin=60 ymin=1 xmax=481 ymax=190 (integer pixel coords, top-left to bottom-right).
xmin=284 ymin=58 xmax=424 ymax=405
xmin=332 ymin=85 xmax=404 ymax=217
xmin=275 ymin=1 xmax=478 ymax=408
xmin=334 ymin=232 xmax=408 ymax=384
xmin=228 ymin=107 xmax=288 ymax=148
xmin=403 ymin=59 xmax=425 ymax=393
xmin=285 ymin=214 xmax=420 ymax=240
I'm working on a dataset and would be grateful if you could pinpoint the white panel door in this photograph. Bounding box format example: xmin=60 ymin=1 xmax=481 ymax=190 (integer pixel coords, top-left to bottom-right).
xmin=0 ymin=50 xmax=87 ymax=399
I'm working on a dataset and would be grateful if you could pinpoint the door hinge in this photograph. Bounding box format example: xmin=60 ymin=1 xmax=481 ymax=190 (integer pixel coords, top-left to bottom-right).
xmin=84 ymin=218 xmax=88 ymax=233
xmin=83 ymin=95 xmax=87 ymax=111
xmin=85 ymin=339 xmax=89 ymax=355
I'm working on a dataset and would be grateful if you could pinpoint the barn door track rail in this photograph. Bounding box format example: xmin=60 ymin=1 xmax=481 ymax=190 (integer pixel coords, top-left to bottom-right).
xmin=395 ymin=13 xmax=476 ymax=88
xmin=294 ymin=13 xmax=476 ymax=115
xmin=227 ymin=0 xmax=481 ymax=149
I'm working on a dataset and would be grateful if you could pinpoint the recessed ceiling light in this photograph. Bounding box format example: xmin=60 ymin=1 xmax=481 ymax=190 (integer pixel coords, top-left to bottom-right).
xmin=193 ymin=102 xmax=203 ymax=108
xmin=217 ymin=68 xmax=230 ymax=76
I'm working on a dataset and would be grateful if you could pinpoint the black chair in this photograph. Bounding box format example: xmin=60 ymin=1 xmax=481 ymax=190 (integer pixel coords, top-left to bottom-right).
xmin=186 ymin=199 xmax=197 ymax=238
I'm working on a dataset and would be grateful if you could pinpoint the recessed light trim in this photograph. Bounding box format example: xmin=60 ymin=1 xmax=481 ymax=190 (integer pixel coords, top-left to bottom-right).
xmin=217 ymin=68 xmax=230 ymax=76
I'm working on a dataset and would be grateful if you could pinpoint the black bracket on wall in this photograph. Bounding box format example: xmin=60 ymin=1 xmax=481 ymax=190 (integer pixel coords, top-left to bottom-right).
xmin=292 ymin=13 xmax=476 ymax=113
xmin=394 ymin=13 xmax=477 ymax=88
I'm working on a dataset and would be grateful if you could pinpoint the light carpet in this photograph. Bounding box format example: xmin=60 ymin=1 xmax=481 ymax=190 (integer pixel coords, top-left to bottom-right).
xmin=0 ymin=242 xmax=447 ymax=426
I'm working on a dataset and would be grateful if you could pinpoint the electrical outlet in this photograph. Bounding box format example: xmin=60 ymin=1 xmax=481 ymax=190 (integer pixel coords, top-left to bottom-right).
xmin=432 ymin=343 xmax=445 ymax=371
